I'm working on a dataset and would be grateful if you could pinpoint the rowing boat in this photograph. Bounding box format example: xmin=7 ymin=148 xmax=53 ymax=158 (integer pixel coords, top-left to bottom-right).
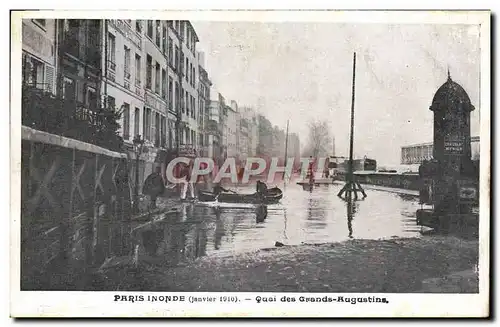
xmin=198 ymin=187 xmax=283 ymax=204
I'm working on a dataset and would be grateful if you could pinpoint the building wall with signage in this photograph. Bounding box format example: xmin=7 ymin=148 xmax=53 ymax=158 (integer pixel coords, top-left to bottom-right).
xmin=22 ymin=19 xmax=57 ymax=93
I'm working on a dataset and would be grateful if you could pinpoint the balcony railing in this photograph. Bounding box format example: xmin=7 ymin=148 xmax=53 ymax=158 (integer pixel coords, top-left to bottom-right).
xmin=22 ymin=84 xmax=123 ymax=152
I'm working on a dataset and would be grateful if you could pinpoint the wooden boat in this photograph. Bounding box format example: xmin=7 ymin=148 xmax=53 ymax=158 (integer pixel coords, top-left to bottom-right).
xmin=198 ymin=187 xmax=283 ymax=204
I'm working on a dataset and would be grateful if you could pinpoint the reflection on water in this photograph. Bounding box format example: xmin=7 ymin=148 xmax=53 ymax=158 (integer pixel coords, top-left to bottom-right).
xmin=134 ymin=184 xmax=422 ymax=266
xmin=346 ymin=197 xmax=356 ymax=239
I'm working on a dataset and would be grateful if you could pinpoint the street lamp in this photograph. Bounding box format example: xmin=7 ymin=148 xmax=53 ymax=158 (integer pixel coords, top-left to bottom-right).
xmin=133 ymin=134 xmax=144 ymax=214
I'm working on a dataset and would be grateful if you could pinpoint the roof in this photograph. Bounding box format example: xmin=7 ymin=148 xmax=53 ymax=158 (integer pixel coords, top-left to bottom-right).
xmin=187 ymin=21 xmax=199 ymax=42
xmin=430 ymin=74 xmax=475 ymax=112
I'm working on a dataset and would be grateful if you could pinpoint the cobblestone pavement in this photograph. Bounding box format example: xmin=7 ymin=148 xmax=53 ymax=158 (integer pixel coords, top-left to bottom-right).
xmin=106 ymin=236 xmax=478 ymax=293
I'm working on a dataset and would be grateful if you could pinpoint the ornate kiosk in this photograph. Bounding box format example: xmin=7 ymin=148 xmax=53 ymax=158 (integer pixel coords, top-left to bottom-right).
xmin=416 ymin=72 xmax=479 ymax=231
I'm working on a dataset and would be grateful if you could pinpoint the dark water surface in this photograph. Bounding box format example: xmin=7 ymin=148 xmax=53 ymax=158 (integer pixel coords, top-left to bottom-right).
xmin=137 ymin=183 xmax=423 ymax=266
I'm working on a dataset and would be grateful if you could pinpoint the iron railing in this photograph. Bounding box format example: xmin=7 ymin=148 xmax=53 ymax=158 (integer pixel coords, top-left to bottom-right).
xmin=22 ymin=84 xmax=124 ymax=152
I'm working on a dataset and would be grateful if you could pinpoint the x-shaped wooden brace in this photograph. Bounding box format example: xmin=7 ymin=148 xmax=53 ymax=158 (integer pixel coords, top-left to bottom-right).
xmin=27 ymin=157 xmax=60 ymax=215
xmin=111 ymin=160 xmax=120 ymax=191
xmin=95 ymin=163 xmax=107 ymax=194
xmin=72 ymin=160 xmax=87 ymax=201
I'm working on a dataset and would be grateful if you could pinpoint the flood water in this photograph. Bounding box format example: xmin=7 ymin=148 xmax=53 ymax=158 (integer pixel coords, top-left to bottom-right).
xmin=136 ymin=183 xmax=424 ymax=266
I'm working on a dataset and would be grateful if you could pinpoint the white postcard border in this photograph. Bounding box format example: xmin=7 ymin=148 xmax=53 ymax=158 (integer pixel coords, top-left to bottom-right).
xmin=10 ymin=9 xmax=491 ymax=318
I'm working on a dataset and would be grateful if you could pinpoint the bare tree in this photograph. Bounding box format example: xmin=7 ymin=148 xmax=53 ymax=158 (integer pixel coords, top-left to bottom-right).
xmin=302 ymin=120 xmax=333 ymax=158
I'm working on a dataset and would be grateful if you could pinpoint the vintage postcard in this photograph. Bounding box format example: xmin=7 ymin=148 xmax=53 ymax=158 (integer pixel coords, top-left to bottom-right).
xmin=10 ymin=9 xmax=490 ymax=318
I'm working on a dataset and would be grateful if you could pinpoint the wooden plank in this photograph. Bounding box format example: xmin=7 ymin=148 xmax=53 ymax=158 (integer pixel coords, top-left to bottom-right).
xmin=22 ymin=126 xmax=126 ymax=159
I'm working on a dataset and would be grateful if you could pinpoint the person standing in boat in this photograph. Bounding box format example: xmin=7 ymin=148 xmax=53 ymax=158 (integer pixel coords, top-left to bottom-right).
xmin=256 ymin=180 xmax=268 ymax=195
xmin=180 ymin=159 xmax=195 ymax=201
xmin=213 ymin=183 xmax=230 ymax=196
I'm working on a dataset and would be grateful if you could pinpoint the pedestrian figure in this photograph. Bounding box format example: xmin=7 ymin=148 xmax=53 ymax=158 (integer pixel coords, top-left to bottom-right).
xmin=143 ymin=166 xmax=165 ymax=209
xmin=180 ymin=160 xmax=195 ymax=201
xmin=198 ymin=161 xmax=212 ymax=191
xmin=236 ymin=166 xmax=245 ymax=183
xmin=307 ymin=156 xmax=315 ymax=185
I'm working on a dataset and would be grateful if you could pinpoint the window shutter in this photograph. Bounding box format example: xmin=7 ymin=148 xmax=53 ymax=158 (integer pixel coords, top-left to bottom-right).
xmin=45 ymin=65 xmax=55 ymax=94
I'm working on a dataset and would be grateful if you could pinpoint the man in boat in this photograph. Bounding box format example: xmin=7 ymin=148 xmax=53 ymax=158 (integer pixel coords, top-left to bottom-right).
xmin=213 ymin=183 xmax=230 ymax=196
xmin=256 ymin=180 xmax=268 ymax=196
xmin=143 ymin=166 xmax=165 ymax=209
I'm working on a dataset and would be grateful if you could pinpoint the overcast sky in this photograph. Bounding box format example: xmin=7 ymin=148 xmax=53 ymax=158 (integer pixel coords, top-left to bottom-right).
xmin=193 ymin=22 xmax=481 ymax=166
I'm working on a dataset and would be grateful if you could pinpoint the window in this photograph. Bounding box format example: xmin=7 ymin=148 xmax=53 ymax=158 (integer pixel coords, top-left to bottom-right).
xmin=175 ymin=20 xmax=180 ymax=32
xmin=124 ymin=46 xmax=131 ymax=79
xmin=191 ymin=130 xmax=196 ymax=146
xmin=143 ymin=108 xmax=151 ymax=141
xmin=175 ymin=82 xmax=180 ymax=113
xmin=147 ymin=20 xmax=153 ymax=38
xmin=168 ymin=77 xmax=173 ymax=110
xmin=185 ymin=58 xmax=189 ymax=82
xmin=162 ymin=26 xmax=167 ymax=54
xmin=185 ymin=91 xmax=189 ymax=115
xmin=155 ymin=20 xmax=161 ymax=47
xmin=155 ymin=63 xmax=160 ymax=94
xmin=62 ymin=77 xmax=75 ymax=101
xmin=181 ymin=52 xmax=186 ymax=76
xmin=134 ymin=107 xmax=140 ymax=137
xmin=161 ymin=69 xmax=167 ymax=99
xmin=107 ymin=33 xmax=116 ymax=70
xmin=86 ymin=87 xmax=97 ymax=109
xmin=180 ymin=86 xmax=184 ymax=113
xmin=161 ymin=116 xmax=167 ymax=147
xmin=146 ymin=54 xmax=152 ymax=89
xmin=168 ymin=37 xmax=173 ymax=66
xmin=65 ymin=20 xmax=80 ymax=57
xmin=135 ymin=54 xmax=141 ymax=86
xmin=174 ymin=46 xmax=180 ymax=71
xmin=22 ymin=53 xmax=44 ymax=89
xmin=155 ymin=112 xmax=160 ymax=145
xmin=107 ymin=96 xmax=116 ymax=110
xmin=192 ymin=96 xmax=196 ymax=119
xmin=142 ymin=108 xmax=147 ymax=140
xmin=180 ymin=21 xmax=185 ymax=39
xmin=87 ymin=20 xmax=100 ymax=65
xmin=136 ymin=20 xmax=142 ymax=33
xmin=191 ymin=64 xmax=194 ymax=87
xmin=122 ymin=103 xmax=130 ymax=140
